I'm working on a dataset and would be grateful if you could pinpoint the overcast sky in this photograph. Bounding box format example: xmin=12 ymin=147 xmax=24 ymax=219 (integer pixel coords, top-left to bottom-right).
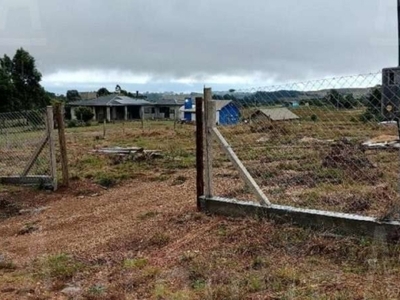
xmin=0 ymin=0 xmax=398 ymax=94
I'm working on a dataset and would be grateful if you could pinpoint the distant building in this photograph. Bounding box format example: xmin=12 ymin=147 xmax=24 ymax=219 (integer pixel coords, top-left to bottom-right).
xmin=147 ymin=99 xmax=185 ymax=120
xmin=79 ymin=92 xmax=97 ymax=100
xmin=250 ymin=108 xmax=300 ymax=123
xmin=283 ymin=100 xmax=300 ymax=108
xmin=179 ymin=99 xmax=240 ymax=126
xmin=67 ymin=94 xmax=153 ymax=122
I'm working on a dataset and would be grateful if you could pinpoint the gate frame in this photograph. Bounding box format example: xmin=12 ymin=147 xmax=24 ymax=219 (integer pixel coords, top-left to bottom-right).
xmin=0 ymin=105 xmax=69 ymax=191
xmin=197 ymin=88 xmax=400 ymax=239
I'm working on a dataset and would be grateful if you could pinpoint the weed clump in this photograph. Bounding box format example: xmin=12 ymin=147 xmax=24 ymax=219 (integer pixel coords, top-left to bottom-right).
xmin=148 ymin=233 xmax=171 ymax=248
xmin=34 ymin=253 xmax=84 ymax=280
xmin=96 ymin=176 xmax=116 ymax=188
xmin=123 ymin=258 xmax=148 ymax=269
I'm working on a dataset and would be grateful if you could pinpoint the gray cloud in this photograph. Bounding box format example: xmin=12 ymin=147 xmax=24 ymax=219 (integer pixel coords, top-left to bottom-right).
xmin=0 ymin=0 xmax=398 ymax=87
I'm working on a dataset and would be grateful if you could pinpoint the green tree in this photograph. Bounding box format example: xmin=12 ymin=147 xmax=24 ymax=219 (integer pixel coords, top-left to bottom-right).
xmin=66 ymin=90 xmax=81 ymax=102
xmin=96 ymin=87 xmax=110 ymax=97
xmin=11 ymin=48 xmax=49 ymax=110
xmin=343 ymin=94 xmax=356 ymax=109
xmin=360 ymin=86 xmax=382 ymax=122
xmin=0 ymin=55 xmax=15 ymax=112
xmin=326 ymin=89 xmax=345 ymax=109
xmin=212 ymin=94 xmax=223 ymax=100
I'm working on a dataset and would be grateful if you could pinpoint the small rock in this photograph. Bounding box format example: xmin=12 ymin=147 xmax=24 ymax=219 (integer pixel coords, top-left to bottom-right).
xmin=256 ymin=136 xmax=269 ymax=143
xmin=61 ymin=287 xmax=81 ymax=297
xmin=91 ymin=193 xmax=99 ymax=197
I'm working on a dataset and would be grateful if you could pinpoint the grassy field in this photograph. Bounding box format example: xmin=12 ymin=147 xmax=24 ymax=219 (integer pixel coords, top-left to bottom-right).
xmin=218 ymin=107 xmax=400 ymax=218
xmin=1 ymin=111 xmax=400 ymax=299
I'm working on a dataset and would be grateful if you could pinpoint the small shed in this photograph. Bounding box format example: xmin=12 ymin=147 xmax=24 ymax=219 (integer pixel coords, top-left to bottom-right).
xmin=179 ymin=99 xmax=240 ymax=125
xmin=250 ymin=108 xmax=300 ymax=123
xmin=216 ymin=100 xmax=241 ymax=125
xmin=283 ymin=100 xmax=300 ymax=108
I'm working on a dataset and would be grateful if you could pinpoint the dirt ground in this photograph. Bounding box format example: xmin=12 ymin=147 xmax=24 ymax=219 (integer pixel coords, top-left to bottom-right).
xmin=1 ymin=117 xmax=400 ymax=299
xmin=1 ymin=169 xmax=400 ymax=300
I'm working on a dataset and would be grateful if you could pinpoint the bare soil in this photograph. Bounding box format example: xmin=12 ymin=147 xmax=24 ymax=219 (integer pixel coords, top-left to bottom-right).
xmin=1 ymin=170 xmax=400 ymax=299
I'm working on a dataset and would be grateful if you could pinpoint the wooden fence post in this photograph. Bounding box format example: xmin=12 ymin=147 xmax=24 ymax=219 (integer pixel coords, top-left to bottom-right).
xmin=196 ymin=97 xmax=204 ymax=210
xmin=103 ymin=119 xmax=106 ymax=138
xmin=174 ymin=107 xmax=178 ymax=131
xmin=46 ymin=106 xmax=58 ymax=191
xmin=141 ymin=106 xmax=145 ymax=130
xmin=55 ymin=104 xmax=69 ymax=187
xmin=204 ymin=88 xmax=215 ymax=198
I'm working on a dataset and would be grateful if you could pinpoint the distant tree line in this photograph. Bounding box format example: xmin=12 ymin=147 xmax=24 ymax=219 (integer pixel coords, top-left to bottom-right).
xmin=212 ymin=88 xmax=380 ymax=111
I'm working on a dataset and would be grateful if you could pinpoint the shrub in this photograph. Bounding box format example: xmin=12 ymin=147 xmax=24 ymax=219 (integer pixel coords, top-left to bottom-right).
xmin=75 ymin=107 xmax=94 ymax=123
xmin=67 ymin=119 xmax=78 ymax=128
xmin=26 ymin=110 xmax=45 ymax=127
xmin=96 ymin=176 xmax=116 ymax=188
xmin=310 ymin=114 xmax=318 ymax=122
xmin=35 ymin=253 xmax=83 ymax=280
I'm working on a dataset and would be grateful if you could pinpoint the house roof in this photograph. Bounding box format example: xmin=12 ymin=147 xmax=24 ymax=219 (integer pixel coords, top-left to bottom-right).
xmin=215 ymin=100 xmax=232 ymax=111
xmin=179 ymin=100 xmax=233 ymax=112
xmin=151 ymin=99 xmax=185 ymax=106
xmin=253 ymin=108 xmax=300 ymax=121
xmin=68 ymin=94 xmax=152 ymax=107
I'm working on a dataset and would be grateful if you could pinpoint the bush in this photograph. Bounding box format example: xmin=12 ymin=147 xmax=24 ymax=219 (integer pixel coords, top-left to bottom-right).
xmin=96 ymin=176 xmax=116 ymax=188
xmin=67 ymin=119 xmax=78 ymax=128
xmin=36 ymin=253 xmax=83 ymax=280
xmin=310 ymin=114 xmax=318 ymax=122
xmin=74 ymin=107 xmax=94 ymax=123
xmin=26 ymin=110 xmax=45 ymax=127
xmin=359 ymin=110 xmax=380 ymax=123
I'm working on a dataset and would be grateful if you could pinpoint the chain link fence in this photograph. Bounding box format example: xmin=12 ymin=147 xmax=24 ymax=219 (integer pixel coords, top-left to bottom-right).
xmin=0 ymin=108 xmax=53 ymax=182
xmin=212 ymin=72 xmax=400 ymax=220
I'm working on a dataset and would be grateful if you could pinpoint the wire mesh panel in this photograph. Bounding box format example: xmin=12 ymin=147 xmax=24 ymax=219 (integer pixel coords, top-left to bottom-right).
xmin=0 ymin=108 xmax=52 ymax=180
xmin=212 ymin=72 xmax=400 ymax=220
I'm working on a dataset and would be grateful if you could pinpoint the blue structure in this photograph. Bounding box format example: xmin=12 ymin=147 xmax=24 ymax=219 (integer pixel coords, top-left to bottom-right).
xmin=184 ymin=98 xmax=193 ymax=121
xmin=180 ymin=99 xmax=240 ymax=125
xmin=218 ymin=101 xmax=240 ymax=125
xmin=284 ymin=100 xmax=300 ymax=108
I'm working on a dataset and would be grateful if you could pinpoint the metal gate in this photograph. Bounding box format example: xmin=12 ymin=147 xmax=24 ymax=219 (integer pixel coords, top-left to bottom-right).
xmin=0 ymin=106 xmax=57 ymax=190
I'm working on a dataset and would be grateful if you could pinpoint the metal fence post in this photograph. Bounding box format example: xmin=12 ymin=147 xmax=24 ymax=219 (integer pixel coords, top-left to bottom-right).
xmin=46 ymin=106 xmax=58 ymax=191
